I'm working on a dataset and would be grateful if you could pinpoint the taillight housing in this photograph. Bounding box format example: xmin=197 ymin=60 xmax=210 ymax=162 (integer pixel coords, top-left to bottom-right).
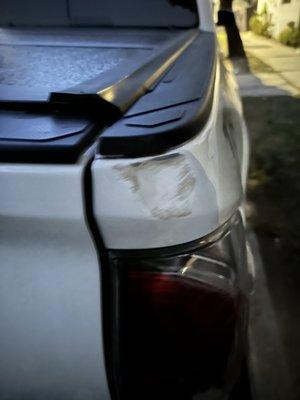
xmin=107 ymin=212 xmax=251 ymax=400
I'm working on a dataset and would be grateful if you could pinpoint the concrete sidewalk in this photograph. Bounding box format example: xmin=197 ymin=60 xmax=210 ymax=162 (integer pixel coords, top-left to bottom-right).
xmin=237 ymin=32 xmax=300 ymax=96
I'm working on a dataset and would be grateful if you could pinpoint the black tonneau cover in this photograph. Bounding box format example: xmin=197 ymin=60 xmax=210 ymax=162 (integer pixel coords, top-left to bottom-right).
xmin=0 ymin=27 xmax=216 ymax=163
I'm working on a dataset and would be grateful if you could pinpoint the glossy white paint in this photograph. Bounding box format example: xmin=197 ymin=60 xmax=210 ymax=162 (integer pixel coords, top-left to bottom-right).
xmin=0 ymin=161 xmax=111 ymax=400
xmin=92 ymin=60 xmax=248 ymax=249
xmin=197 ymin=0 xmax=215 ymax=32
xmin=221 ymin=59 xmax=250 ymax=190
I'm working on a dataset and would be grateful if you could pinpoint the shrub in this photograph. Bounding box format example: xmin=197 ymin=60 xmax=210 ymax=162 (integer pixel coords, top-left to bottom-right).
xmin=279 ymin=22 xmax=300 ymax=47
xmin=249 ymin=5 xmax=273 ymax=38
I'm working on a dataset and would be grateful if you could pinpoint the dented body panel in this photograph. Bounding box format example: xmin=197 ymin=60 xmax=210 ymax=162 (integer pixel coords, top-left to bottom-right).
xmin=92 ymin=61 xmax=248 ymax=249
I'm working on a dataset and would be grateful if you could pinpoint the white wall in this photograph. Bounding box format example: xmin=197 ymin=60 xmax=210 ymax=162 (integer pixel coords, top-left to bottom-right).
xmin=257 ymin=0 xmax=300 ymax=38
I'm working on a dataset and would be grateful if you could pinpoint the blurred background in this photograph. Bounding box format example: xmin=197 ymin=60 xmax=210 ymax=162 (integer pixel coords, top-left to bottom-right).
xmin=217 ymin=1 xmax=300 ymax=399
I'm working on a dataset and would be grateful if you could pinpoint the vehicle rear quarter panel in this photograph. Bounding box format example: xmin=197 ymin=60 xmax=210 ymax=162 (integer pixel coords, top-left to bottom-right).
xmin=92 ymin=60 xmax=246 ymax=249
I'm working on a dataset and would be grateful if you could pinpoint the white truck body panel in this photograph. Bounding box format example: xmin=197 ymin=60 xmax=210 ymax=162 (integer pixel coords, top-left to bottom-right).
xmin=0 ymin=162 xmax=111 ymax=399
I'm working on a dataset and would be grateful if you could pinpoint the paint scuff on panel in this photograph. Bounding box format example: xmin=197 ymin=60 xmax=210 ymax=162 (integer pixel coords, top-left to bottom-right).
xmin=114 ymin=153 xmax=196 ymax=219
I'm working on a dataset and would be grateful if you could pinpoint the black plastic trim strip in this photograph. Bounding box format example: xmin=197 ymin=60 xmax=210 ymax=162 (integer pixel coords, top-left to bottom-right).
xmin=98 ymin=33 xmax=217 ymax=157
xmin=0 ymin=121 xmax=99 ymax=164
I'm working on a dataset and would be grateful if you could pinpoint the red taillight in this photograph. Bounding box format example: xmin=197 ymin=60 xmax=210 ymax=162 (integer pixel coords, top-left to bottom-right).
xmin=109 ymin=215 xmax=250 ymax=400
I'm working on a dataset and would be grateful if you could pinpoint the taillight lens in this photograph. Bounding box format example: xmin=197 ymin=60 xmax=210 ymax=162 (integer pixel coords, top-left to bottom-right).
xmin=109 ymin=213 xmax=250 ymax=400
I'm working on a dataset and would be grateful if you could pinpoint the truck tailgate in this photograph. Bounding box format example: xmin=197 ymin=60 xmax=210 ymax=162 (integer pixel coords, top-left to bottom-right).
xmin=0 ymin=161 xmax=111 ymax=399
